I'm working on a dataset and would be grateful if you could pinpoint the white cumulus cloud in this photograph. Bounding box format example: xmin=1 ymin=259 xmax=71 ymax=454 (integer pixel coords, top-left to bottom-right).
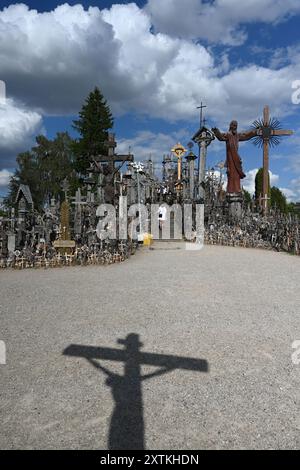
xmin=243 ymin=168 xmax=279 ymax=194
xmin=1 ymin=0 xmax=300 ymax=190
xmin=280 ymin=187 xmax=297 ymax=202
xmin=0 ymin=2 xmax=299 ymax=125
xmin=0 ymin=169 xmax=13 ymax=188
xmin=117 ymin=129 xmax=191 ymax=166
xmin=0 ymin=97 xmax=43 ymax=168
xmin=146 ymin=0 xmax=300 ymax=45
xmin=0 ymin=98 xmax=42 ymax=149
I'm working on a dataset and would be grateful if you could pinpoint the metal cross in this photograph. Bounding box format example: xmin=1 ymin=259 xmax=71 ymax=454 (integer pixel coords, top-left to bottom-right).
xmin=197 ymin=102 xmax=207 ymax=128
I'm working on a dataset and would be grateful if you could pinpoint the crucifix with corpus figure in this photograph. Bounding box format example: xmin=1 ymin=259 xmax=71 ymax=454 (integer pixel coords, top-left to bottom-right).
xmin=252 ymin=105 xmax=293 ymax=213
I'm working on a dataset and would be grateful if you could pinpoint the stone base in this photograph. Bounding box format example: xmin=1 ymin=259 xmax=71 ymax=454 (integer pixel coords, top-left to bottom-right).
xmin=53 ymin=239 xmax=75 ymax=254
xmin=226 ymin=192 xmax=243 ymax=220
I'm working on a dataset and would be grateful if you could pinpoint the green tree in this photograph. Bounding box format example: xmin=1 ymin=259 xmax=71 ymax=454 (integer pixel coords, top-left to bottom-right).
xmin=255 ymin=167 xmax=272 ymax=211
xmin=243 ymin=189 xmax=252 ymax=205
xmin=255 ymin=168 xmax=263 ymax=200
xmin=270 ymin=186 xmax=288 ymax=213
xmin=72 ymin=87 xmax=114 ymax=173
xmin=6 ymin=133 xmax=75 ymax=210
xmin=6 ymin=151 xmax=42 ymax=209
xmin=35 ymin=133 xmax=75 ymax=204
xmin=287 ymin=202 xmax=300 ymax=215
xmin=255 ymin=167 xmax=271 ymax=201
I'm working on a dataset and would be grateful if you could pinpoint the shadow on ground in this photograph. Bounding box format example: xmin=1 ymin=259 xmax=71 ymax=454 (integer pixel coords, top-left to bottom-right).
xmin=63 ymin=333 xmax=208 ymax=450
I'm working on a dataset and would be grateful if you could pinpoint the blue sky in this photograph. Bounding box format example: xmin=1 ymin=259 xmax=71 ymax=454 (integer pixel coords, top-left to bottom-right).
xmin=1 ymin=0 xmax=300 ymax=199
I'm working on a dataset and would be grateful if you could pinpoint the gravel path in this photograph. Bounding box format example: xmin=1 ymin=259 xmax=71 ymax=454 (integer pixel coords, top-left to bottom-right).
xmin=0 ymin=244 xmax=299 ymax=450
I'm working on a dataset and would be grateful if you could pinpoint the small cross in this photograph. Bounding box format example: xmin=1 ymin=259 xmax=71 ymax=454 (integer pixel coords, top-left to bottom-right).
xmin=71 ymin=188 xmax=87 ymax=209
xmin=197 ymin=102 xmax=207 ymax=128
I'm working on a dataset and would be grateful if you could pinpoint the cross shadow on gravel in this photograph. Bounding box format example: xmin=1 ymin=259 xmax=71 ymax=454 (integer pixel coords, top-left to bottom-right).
xmin=63 ymin=333 xmax=208 ymax=450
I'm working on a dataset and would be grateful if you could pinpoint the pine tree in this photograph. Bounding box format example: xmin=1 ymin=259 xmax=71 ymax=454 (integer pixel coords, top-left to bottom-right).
xmin=72 ymin=87 xmax=114 ymax=173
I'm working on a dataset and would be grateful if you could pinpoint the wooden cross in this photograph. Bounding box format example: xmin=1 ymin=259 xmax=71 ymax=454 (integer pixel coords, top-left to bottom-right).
xmin=63 ymin=333 xmax=208 ymax=450
xmin=259 ymin=106 xmax=293 ymax=213
xmin=93 ymin=133 xmax=134 ymax=173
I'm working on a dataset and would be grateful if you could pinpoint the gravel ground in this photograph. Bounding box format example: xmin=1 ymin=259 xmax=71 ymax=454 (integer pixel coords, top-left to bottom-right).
xmin=0 ymin=244 xmax=299 ymax=450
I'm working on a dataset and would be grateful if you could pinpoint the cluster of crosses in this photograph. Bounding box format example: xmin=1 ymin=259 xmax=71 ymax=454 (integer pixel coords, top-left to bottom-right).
xmin=161 ymin=104 xmax=293 ymax=218
xmin=0 ymin=105 xmax=296 ymax=260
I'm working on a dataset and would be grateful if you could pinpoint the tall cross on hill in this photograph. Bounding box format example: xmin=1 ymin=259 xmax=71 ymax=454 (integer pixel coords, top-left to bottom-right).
xmin=252 ymin=105 xmax=293 ymax=213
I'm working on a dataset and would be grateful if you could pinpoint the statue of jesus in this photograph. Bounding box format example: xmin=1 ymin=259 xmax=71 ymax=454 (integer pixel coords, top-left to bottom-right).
xmin=212 ymin=121 xmax=257 ymax=194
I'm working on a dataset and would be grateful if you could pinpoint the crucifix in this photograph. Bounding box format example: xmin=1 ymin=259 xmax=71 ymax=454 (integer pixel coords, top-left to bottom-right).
xmin=91 ymin=133 xmax=134 ymax=204
xmin=93 ymin=133 xmax=134 ymax=173
xmin=63 ymin=333 xmax=208 ymax=450
xmin=194 ymin=104 xmax=214 ymax=195
xmin=252 ymin=105 xmax=293 ymax=213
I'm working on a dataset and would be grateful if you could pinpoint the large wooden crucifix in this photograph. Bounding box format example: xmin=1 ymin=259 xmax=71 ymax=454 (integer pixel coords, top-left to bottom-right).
xmin=93 ymin=133 xmax=134 ymax=173
xmin=63 ymin=333 xmax=208 ymax=450
xmin=254 ymin=106 xmax=293 ymax=213
xmin=90 ymin=133 xmax=134 ymax=204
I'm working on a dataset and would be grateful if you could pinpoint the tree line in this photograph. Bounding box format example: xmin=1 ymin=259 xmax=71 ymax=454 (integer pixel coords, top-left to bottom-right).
xmin=6 ymin=87 xmax=113 ymax=211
